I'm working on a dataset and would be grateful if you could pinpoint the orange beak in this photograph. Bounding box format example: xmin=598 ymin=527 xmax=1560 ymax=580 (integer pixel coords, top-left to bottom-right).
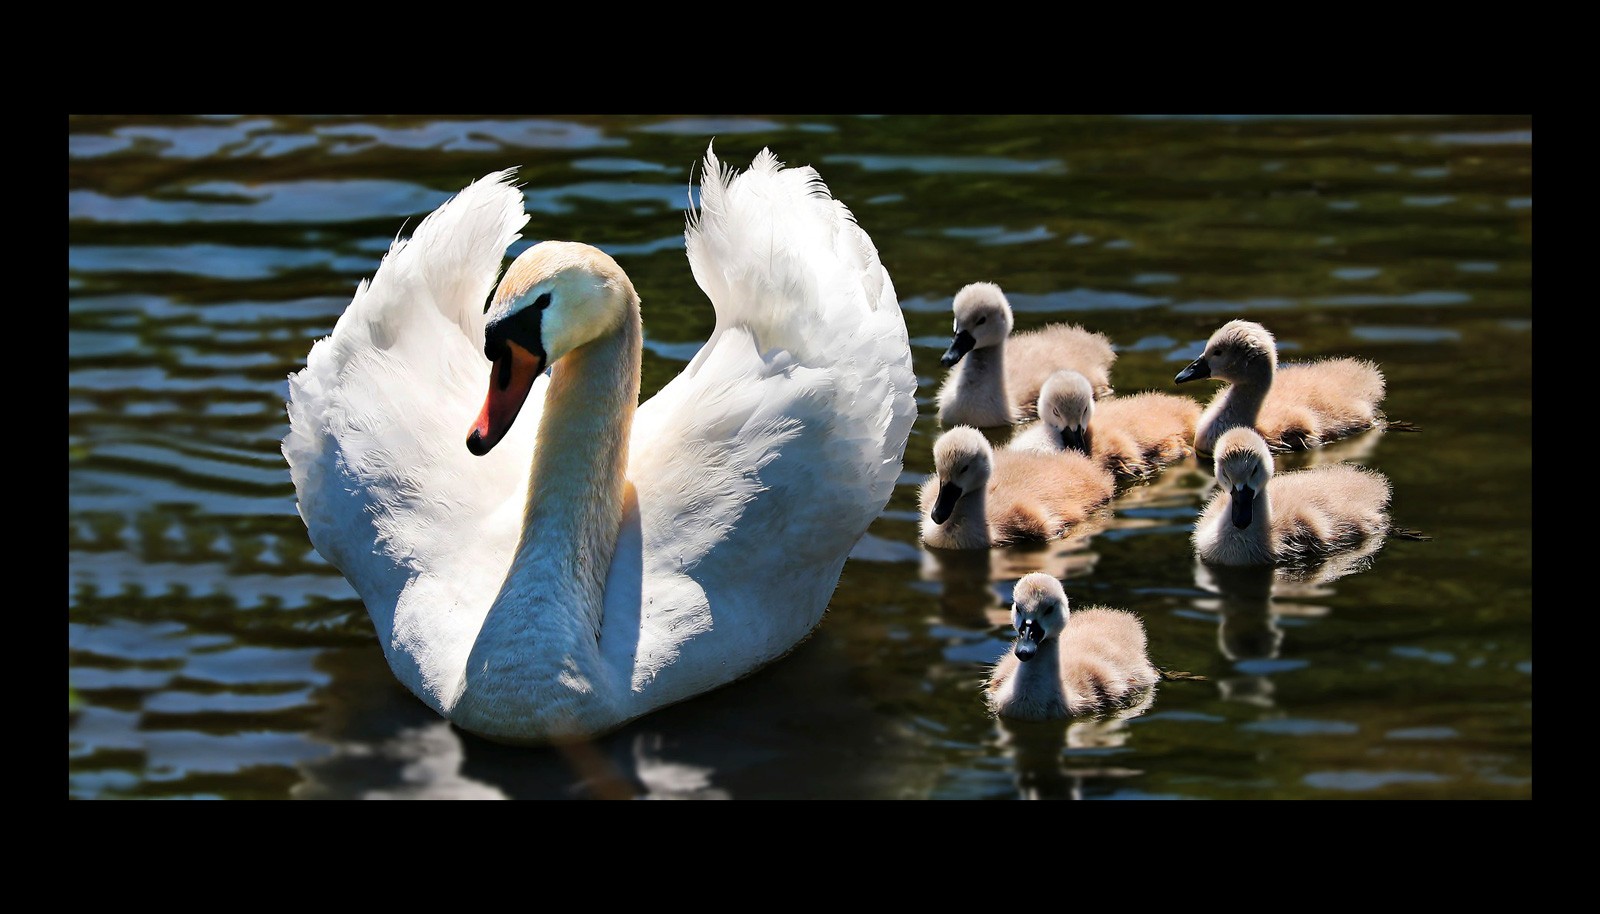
xmin=466 ymin=340 xmax=544 ymax=456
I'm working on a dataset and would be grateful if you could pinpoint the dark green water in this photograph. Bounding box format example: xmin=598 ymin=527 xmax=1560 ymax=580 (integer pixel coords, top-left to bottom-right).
xmin=68 ymin=114 xmax=1532 ymax=799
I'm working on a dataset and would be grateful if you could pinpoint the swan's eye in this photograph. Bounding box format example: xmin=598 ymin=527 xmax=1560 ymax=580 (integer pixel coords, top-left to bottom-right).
xmin=976 ymin=316 xmax=987 ymax=326
xmin=1042 ymin=605 xmax=1054 ymax=615
xmin=534 ymin=293 xmax=552 ymax=310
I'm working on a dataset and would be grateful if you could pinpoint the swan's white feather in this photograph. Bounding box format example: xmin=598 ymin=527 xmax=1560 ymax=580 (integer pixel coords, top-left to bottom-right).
xmin=284 ymin=171 xmax=541 ymax=702
xmin=617 ymin=146 xmax=915 ymax=699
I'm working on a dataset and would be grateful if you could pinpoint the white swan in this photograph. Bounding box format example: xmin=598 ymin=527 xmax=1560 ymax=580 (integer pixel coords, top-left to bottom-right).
xmin=985 ymin=573 xmax=1160 ymax=720
xmin=283 ymin=147 xmax=917 ymax=745
xmin=935 ymin=282 xmax=1116 ymax=428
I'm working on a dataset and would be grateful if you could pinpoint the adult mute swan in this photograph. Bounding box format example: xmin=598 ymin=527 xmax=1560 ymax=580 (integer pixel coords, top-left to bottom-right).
xmin=283 ymin=147 xmax=917 ymax=745
xmin=985 ymin=573 xmax=1159 ymax=720
xmin=935 ymin=282 xmax=1116 ymax=428
xmin=1174 ymin=319 xmax=1396 ymax=457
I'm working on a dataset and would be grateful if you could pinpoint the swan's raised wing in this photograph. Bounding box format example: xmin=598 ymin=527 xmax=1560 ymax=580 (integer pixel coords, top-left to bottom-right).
xmin=284 ymin=172 xmax=541 ymax=678
xmin=608 ymin=147 xmax=917 ymax=700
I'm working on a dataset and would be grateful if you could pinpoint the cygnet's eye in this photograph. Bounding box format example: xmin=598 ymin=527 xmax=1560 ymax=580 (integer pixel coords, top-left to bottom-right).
xmin=1041 ymin=604 xmax=1054 ymax=615
xmin=534 ymin=292 xmax=552 ymax=310
xmin=976 ymin=316 xmax=987 ymax=326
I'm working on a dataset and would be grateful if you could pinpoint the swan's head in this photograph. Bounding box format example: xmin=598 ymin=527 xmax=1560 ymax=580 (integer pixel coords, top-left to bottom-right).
xmin=929 ymin=426 xmax=994 ymax=525
xmin=1010 ymin=572 xmax=1069 ymax=662
xmin=1037 ymin=370 xmax=1096 ymax=454
xmin=1212 ymin=427 xmax=1274 ymax=529
xmin=467 ymin=241 xmax=636 ymax=456
xmin=940 ymin=282 xmax=1015 ymax=368
xmin=1175 ymin=319 xmax=1277 ymax=385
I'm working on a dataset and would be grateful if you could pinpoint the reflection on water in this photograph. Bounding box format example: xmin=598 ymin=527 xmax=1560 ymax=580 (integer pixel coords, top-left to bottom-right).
xmin=919 ymin=521 xmax=1106 ymax=629
xmin=68 ymin=114 xmax=1532 ymax=799
xmin=282 ymin=627 xmax=949 ymax=800
xmin=1182 ymin=422 xmax=1409 ymax=710
xmin=1270 ymin=425 xmax=1387 ymax=473
xmin=1190 ymin=530 xmax=1391 ymax=709
xmin=992 ymin=690 xmax=1156 ymax=800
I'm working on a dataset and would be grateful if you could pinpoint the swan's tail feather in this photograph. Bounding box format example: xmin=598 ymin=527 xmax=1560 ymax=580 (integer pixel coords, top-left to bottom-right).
xmin=323 ymin=170 xmax=525 ymax=359
xmin=681 ymin=144 xmax=915 ymax=514
xmin=688 ymin=146 xmax=887 ymax=353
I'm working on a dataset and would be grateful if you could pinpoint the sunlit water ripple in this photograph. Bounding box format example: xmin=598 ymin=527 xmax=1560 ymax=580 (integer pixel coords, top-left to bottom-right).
xmin=68 ymin=114 xmax=1532 ymax=800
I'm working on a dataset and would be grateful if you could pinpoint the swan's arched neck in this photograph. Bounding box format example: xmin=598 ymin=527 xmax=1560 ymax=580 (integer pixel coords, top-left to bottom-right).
xmin=450 ymin=293 xmax=643 ymax=742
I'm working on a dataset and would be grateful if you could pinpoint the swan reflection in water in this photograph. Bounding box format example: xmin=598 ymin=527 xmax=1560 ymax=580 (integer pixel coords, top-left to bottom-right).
xmin=991 ymin=690 xmax=1155 ymax=800
xmin=1190 ymin=532 xmax=1388 ymax=707
xmin=296 ymin=723 xmax=732 ymax=799
xmin=290 ymin=630 xmax=909 ymax=799
xmin=919 ymin=512 xmax=1108 ymax=630
xmin=289 ymin=678 xmax=750 ymax=799
xmin=1269 ymin=424 xmax=1385 ymax=473
xmin=289 ymin=646 xmax=593 ymax=799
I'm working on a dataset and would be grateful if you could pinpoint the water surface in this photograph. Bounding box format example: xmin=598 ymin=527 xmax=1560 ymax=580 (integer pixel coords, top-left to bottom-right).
xmin=68 ymin=114 xmax=1533 ymax=799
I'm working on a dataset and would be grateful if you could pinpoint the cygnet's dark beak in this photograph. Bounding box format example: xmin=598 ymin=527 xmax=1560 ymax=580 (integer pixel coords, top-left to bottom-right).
xmin=930 ymin=482 xmax=963 ymax=525
xmin=1175 ymin=355 xmax=1210 ymax=384
xmin=1014 ymin=618 xmax=1046 ymax=662
xmin=1059 ymin=425 xmax=1090 ymax=455
xmin=1230 ymin=484 xmax=1256 ymax=529
xmin=940 ymin=330 xmax=976 ymax=369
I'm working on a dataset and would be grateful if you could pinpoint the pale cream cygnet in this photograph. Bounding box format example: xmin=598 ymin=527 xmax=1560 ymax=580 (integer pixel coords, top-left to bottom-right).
xmin=1194 ymin=427 xmax=1399 ymax=566
xmin=936 ymin=282 xmax=1116 ymax=428
xmin=985 ymin=573 xmax=1160 ymax=720
xmin=1174 ymin=319 xmax=1389 ymax=457
xmin=1010 ymin=369 xmax=1201 ymax=478
xmin=919 ymin=427 xmax=1115 ymax=550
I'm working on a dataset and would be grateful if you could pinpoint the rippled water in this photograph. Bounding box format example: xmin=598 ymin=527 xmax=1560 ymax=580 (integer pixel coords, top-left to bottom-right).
xmin=68 ymin=114 xmax=1532 ymax=799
